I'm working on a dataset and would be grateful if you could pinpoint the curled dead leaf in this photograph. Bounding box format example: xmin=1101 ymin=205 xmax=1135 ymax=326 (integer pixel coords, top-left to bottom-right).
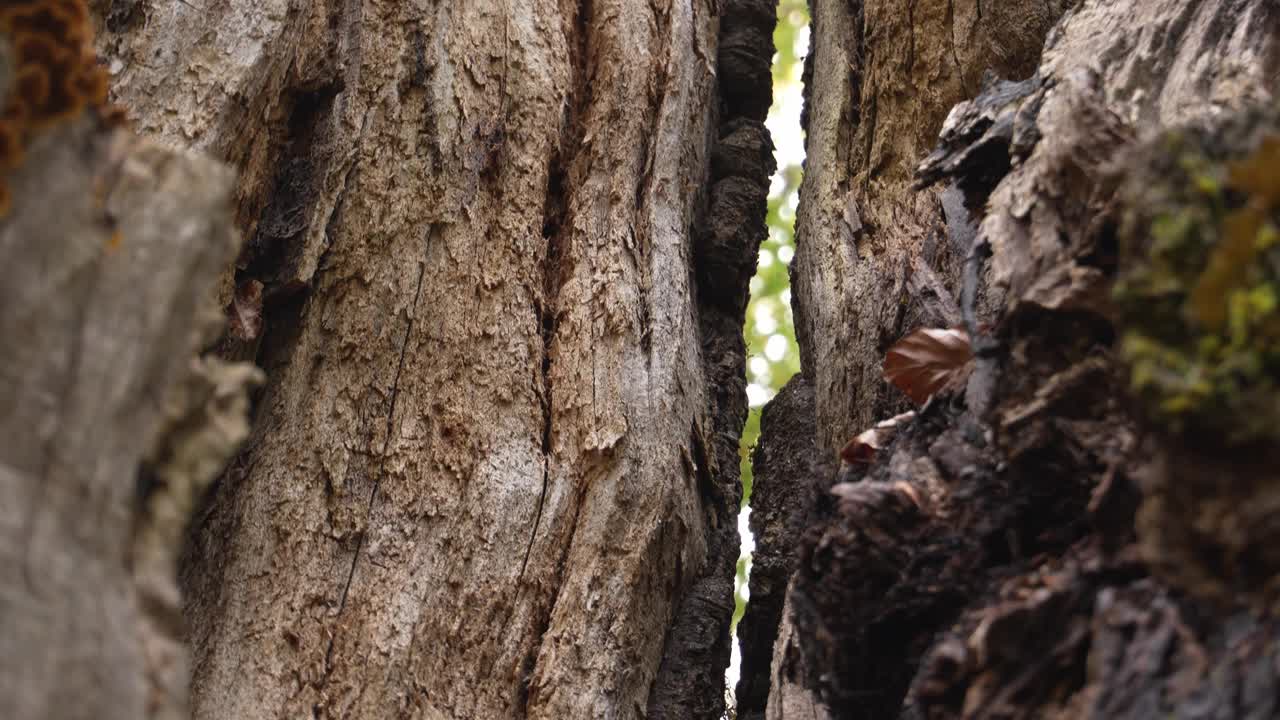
xmin=839 ymin=411 xmax=917 ymax=465
xmin=229 ymin=279 xmax=264 ymax=341
xmin=883 ymin=327 xmax=974 ymax=405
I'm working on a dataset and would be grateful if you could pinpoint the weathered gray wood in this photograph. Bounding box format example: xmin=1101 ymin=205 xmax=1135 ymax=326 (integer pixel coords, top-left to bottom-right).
xmin=0 ymin=113 xmax=254 ymax=720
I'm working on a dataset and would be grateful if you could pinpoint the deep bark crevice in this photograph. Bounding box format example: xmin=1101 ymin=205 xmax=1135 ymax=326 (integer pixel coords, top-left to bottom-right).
xmin=646 ymin=1 xmax=779 ymax=717
xmin=525 ymin=152 xmax=567 ymax=582
xmin=239 ymin=84 xmax=341 ymax=286
xmin=520 ymin=0 xmax=592 ymax=631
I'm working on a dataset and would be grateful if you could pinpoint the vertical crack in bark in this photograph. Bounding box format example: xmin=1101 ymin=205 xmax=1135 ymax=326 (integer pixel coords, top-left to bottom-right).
xmin=516 ymin=0 xmax=593 ymax=689
xmin=522 ymin=154 xmax=568 ymax=579
xmin=519 ymin=388 xmax=553 ymax=581
xmin=321 ymin=225 xmax=433 ymax=680
xmin=630 ymin=2 xmax=671 ymax=362
xmin=519 ymin=472 xmax=591 ymax=715
xmin=944 ymin=0 xmax=969 ymax=98
xmin=860 ymin=95 xmax=877 ymax=185
xmin=906 ymin=0 xmax=918 ymax=74
xmin=849 ymin=2 xmax=870 ymax=183
xmin=216 ymin=72 xmax=350 ymax=374
xmin=238 ymin=86 xmax=338 ymax=283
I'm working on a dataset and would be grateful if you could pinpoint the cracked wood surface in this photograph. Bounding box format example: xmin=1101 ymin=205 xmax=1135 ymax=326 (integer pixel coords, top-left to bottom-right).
xmin=95 ymin=1 xmax=765 ymax=718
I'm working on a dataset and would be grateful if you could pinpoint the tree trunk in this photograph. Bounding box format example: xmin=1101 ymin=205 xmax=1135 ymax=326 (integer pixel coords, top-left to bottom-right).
xmin=15 ymin=1 xmax=1279 ymax=719
xmin=741 ymin=0 xmax=1069 ymax=710
xmin=760 ymin=1 xmax=1280 ymax=718
xmin=88 ymin=1 xmax=775 ymax=718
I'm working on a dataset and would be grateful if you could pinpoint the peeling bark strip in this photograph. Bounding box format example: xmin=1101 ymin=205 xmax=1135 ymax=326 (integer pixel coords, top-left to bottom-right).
xmin=95 ymin=2 xmax=764 ymax=718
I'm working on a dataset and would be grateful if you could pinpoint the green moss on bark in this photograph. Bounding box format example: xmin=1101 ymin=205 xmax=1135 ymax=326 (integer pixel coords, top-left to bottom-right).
xmin=1115 ymin=106 xmax=1280 ymax=445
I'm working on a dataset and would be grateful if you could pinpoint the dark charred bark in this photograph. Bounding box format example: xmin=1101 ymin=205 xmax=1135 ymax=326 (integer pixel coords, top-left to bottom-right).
xmin=732 ymin=376 xmax=833 ymax=720
xmin=647 ymin=2 xmax=778 ymax=717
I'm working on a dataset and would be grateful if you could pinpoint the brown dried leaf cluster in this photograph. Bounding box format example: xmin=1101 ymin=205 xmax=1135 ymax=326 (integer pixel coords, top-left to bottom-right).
xmin=834 ymin=326 xmax=962 ymax=461
xmin=838 ymin=328 xmax=973 ymax=465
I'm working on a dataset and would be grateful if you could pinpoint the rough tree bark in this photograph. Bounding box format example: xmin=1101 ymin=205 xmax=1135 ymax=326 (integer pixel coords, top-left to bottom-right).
xmin=750 ymin=1 xmax=1280 ymax=718
xmin=739 ymin=1 xmax=1069 ymax=713
xmin=86 ymin=1 xmax=775 ymax=719
xmin=792 ymin=0 xmax=1071 ymax=453
xmin=19 ymin=1 xmax=1275 ymax=718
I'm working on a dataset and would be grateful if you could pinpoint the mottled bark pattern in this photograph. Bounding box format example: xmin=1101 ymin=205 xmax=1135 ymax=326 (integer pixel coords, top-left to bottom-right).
xmin=94 ymin=2 xmax=767 ymax=718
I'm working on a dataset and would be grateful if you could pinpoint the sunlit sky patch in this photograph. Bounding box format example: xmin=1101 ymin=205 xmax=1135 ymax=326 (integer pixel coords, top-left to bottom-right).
xmin=729 ymin=4 xmax=810 ymax=702
xmin=745 ymin=19 xmax=808 ymax=409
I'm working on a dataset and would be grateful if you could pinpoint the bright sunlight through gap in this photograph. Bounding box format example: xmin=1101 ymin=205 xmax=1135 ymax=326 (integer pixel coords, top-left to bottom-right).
xmin=726 ymin=1 xmax=809 ymax=708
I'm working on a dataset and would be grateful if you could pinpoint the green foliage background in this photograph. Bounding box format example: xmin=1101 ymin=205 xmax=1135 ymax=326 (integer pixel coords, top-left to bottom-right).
xmin=730 ymin=0 xmax=808 ymax=660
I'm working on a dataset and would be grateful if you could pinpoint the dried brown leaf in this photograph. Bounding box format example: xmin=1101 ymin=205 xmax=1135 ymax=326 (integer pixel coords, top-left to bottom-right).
xmin=229 ymin=279 xmax=264 ymax=341
xmin=839 ymin=411 xmax=917 ymax=465
xmin=883 ymin=327 xmax=974 ymax=405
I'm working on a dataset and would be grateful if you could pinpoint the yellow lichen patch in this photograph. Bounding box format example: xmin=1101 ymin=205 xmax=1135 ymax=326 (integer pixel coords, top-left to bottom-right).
xmin=1191 ymin=135 xmax=1280 ymax=329
xmin=1189 ymin=204 xmax=1265 ymax=330
xmin=0 ymin=0 xmax=114 ymax=217
xmin=1115 ymin=111 xmax=1280 ymax=445
xmin=1228 ymin=134 xmax=1280 ymax=205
